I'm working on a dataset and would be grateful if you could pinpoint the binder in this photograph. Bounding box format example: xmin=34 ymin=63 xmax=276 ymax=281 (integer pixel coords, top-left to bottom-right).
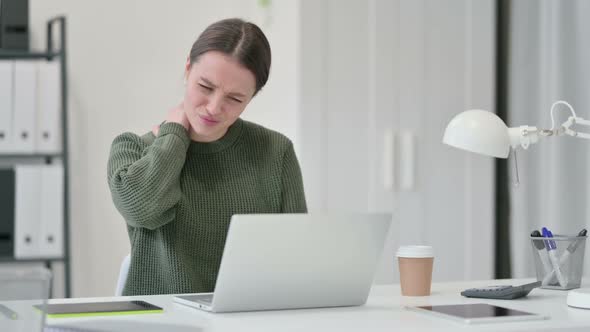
xmin=13 ymin=61 xmax=37 ymax=153
xmin=39 ymin=164 xmax=64 ymax=258
xmin=0 ymin=168 xmax=15 ymax=257
xmin=36 ymin=60 xmax=61 ymax=153
xmin=14 ymin=165 xmax=42 ymax=258
xmin=0 ymin=61 xmax=14 ymax=153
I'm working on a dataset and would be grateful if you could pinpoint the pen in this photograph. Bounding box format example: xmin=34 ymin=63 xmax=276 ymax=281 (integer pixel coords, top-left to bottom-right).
xmin=0 ymin=303 xmax=18 ymax=320
xmin=564 ymin=229 xmax=588 ymax=256
xmin=542 ymin=227 xmax=568 ymax=287
xmin=531 ymin=230 xmax=554 ymax=282
xmin=542 ymin=228 xmax=587 ymax=286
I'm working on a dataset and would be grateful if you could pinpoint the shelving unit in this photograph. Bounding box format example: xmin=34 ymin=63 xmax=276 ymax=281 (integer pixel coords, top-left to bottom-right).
xmin=0 ymin=16 xmax=71 ymax=297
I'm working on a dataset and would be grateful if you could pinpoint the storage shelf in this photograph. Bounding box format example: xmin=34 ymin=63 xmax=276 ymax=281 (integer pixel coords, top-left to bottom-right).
xmin=0 ymin=257 xmax=65 ymax=263
xmin=0 ymin=153 xmax=63 ymax=159
xmin=0 ymin=50 xmax=61 ymax=60
xmin=0 ymin=16 xmax=72 ymax=298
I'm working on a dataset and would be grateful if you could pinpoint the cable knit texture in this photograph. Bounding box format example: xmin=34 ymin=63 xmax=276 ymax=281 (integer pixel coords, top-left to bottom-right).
xmin=107 ymin=118 xmax=307 ymax=295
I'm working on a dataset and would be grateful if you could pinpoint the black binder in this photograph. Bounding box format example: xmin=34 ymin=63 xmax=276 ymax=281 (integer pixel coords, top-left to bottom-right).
xmin=0 ymin=0 xmax=29 ymax=50
xmin=0 ymin=168 xmax=15 ymax=257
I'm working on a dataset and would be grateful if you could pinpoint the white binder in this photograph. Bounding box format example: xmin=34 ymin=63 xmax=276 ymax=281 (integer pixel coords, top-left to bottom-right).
xmin=0 ymin=61 xmax=14 ymax=152
xmin=36 ymin=60 xmax=62 ymax=153
xmin=13 ymin=61 xmax=38 ymax=153
xmin=14 ymin=165 xmax=42 ymax=258
xmin=39 ymin=164 xmax=64 ymax=258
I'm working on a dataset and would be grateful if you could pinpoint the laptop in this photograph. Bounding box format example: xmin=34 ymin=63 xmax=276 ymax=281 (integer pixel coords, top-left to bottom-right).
xmin=174 ymin=213 xmax=392 ymax=313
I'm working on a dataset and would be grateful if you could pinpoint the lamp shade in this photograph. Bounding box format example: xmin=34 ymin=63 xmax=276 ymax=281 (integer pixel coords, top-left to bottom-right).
xmin=442 ymin=110 xmax=511 ymax=158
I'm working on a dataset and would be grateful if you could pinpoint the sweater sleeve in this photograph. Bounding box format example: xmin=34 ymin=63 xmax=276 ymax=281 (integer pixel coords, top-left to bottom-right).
xmin=107 ymin=122 xmax=190 ymax=230
xmin=280 ymin=141 xmax=308 ymax=213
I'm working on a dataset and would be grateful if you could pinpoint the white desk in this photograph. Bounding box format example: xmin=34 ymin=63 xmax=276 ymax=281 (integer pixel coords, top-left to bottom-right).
xmin=47 ymin=278 xmax=590 ymax=332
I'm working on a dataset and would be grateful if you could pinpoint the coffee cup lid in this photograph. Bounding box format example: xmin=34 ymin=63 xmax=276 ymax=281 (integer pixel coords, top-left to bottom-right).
xmin=396 ymin=245 xmax=434 ymax=258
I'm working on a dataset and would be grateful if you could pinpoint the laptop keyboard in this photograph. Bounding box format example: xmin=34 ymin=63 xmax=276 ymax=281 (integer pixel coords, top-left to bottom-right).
xmin=195 ymin=294 xmax=214 ymax=305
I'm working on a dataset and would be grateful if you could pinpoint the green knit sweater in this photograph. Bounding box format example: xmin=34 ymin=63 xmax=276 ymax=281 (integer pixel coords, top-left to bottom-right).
xmin=107 ymin=118 xmax=307 ymax=295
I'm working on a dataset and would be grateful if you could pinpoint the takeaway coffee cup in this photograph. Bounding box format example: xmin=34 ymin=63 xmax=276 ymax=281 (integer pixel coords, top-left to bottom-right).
xmin=396 ymin=245 xmax=434 ymax=296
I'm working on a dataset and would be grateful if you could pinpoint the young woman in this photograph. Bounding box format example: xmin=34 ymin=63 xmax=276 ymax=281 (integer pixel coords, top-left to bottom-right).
xmin=107 ymin=18 xmax=307 ymax=295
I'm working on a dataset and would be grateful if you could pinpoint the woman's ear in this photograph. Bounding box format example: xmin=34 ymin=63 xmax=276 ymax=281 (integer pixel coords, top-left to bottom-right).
xmin=184 ymin=57 xmax=191 ymax=83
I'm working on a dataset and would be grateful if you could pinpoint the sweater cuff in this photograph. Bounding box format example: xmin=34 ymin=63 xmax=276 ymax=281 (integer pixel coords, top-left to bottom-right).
xmin=158 ymin=122 xmax=190 ymax=149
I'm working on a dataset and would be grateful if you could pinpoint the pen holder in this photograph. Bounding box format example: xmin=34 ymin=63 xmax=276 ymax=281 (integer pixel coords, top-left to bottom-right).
xmin=530 ymin=235 xmax=587 ymax=290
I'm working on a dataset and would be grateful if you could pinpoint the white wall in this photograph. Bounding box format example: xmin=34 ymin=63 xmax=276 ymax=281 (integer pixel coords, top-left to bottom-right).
xmin=29 ymin=0 xmax=300 ymax=297
xmin=298 ymin=0 xmax=495 ymax=283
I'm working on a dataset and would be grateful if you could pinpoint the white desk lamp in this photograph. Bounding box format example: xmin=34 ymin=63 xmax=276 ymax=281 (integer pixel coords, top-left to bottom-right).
xmin=443 ymin=100 xmax=590 ymax=156
xmin=442 ymin=100 xmax=590 ymax=309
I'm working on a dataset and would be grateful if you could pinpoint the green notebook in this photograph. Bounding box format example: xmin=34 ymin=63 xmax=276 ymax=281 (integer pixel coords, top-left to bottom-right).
xmin=34 ymin=300 xmax=163 ymax=318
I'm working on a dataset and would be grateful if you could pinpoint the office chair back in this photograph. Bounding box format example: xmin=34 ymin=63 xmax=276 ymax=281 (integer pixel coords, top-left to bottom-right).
xmin=115 ymin=254 xmax=131 ymax=296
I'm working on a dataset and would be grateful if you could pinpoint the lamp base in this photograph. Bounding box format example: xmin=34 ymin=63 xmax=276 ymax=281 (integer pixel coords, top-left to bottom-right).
xmin=567 ymin=288 xmax=590 ymax=309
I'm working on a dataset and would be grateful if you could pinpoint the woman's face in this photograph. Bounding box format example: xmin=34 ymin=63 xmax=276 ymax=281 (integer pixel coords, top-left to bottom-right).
xmin=183 ymin=51 xmax=257 ymax=142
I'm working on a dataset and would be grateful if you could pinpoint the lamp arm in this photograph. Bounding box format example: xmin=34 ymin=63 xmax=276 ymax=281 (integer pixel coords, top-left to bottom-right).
xmin=509 ymin=116 xmax=590 ymax=151
xmin=560 ymin=116 xmax=590 ymax=140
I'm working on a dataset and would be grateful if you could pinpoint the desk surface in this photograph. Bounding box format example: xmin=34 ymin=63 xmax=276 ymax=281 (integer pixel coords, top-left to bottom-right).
xmin=47 ymin=278 xmax=590 ymax=332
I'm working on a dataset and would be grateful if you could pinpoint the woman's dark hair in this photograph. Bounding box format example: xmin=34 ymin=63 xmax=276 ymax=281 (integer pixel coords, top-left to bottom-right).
xmin=189 ymin=18 xmax=271 ymax=96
